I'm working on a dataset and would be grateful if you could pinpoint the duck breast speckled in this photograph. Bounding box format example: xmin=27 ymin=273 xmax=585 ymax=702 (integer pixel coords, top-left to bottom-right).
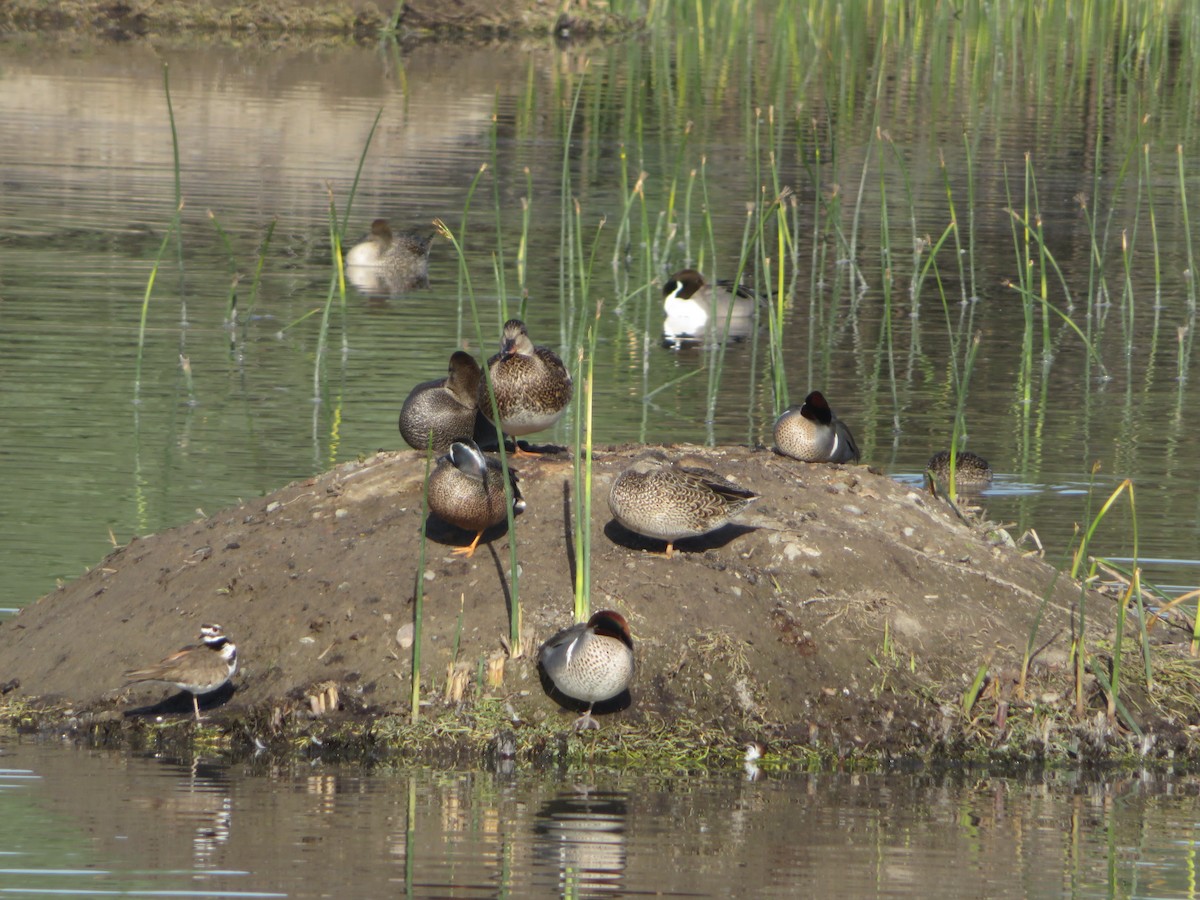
xmin=480 ymin=319 xmax=573 ymax=441
xmin=538 ymin=610 xmax=634 ymax=730
xmin=773 ymin=390 xmax=860 ymax=464
xmin=608 ymin=457 xmax=758 ymax=558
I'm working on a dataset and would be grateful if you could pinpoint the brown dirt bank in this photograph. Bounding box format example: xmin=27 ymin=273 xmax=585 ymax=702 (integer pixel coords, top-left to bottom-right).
xmin=0 ymin=0 xmax=628 ymax=39
xmin=3 ymin=444 xmax=1199 ymax=767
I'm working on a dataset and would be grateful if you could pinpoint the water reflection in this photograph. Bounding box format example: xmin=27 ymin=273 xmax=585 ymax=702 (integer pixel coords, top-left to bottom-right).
xmin=534 ymin=788 xmax=628 ymax=894
xmin=7 ymin=735 xmax=1200 ymax=897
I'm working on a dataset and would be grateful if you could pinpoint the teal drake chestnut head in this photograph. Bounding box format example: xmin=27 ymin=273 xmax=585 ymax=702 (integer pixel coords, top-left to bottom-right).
xmin=427 ymin=440 xmax=524 ymax=558
xmin=480 ymin=319 xmax=573 ymax=449
xmin=538 ymin=610 xmax=634 ymax=731
xmin=607 ymin=456 xmax=759 ymax=558
xmin=773 ymin=390 xmax=860 ymax=464
xmin=399 ymin=351 xmax=484 ymax=455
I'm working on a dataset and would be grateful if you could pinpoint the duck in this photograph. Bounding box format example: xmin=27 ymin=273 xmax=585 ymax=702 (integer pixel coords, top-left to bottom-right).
xmin=122 ymin=623 xmax=238 ymax=722
xmin=538 ymin=610 xmax=634 ymax=731
xmin=427 ymin=439 xmax=525 ymax=558
xmin=480 ymin=319 xmax=573 ymax=452
xmin=607 ymin=456 xmax=759 ymax=558
xmin=398 ymin=351 xmax=484 ymax=454
xmin=662 ymin=271 xmax=753 ymax=328
xmin=926 ymin=450 xmax=993 ymax=487
xmin=345 ymin=219 xmax=434 ymax=280
xmin=773 ymin=390 xmax=861 ymax=464
xmin=662 ymin=268 xmax=758 ymax=340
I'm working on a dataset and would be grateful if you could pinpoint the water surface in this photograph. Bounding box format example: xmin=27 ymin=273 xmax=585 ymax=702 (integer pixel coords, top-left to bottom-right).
xmin=4 ymin=734 xmax=1200 ymax=898
xmin=1 ymin=10 xmax=1198 ymax=605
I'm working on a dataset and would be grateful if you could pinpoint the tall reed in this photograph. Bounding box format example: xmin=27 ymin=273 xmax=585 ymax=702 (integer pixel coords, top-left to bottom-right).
xmin=435 ymin=218 xmax=524 ymax=658
xmin=410 ymin=436 xmax=434 ymax=724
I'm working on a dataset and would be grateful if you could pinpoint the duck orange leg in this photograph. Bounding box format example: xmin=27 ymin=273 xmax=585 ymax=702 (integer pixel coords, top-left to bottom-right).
xmin=452 ymin=530 xmax=486 ymax=558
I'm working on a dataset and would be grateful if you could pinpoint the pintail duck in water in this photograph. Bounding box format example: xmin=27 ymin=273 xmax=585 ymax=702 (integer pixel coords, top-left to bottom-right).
xmin=427 ymin=439 xmax=524 ymax=558
xmin=661 ymin=268 xmax=760 ymax=345
xmin=607 ymin=456 xmax=759 ymax=558
xmin=399 ymin=351 xmax=484 ymax=455
xmin=538 ymin=610 xmax=634 ymax=731
xmin=122 ymin=623 xmax=238 ymax=721
xmin=773 ymin=390 xmax=860 ymax=464
xmin=480 ymin=318 xmax=573 ymax=454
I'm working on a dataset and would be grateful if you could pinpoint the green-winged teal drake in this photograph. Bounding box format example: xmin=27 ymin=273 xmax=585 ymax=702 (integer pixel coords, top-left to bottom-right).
xmin=773 ymin=390 xmax=860 ymax=464
xmin=345 ymin=219 xmax=434 ymax=279
xmin=927 ymin=450 xmax=993 ymax=487
xmin=607 ymin=457 xmax=759 ymax=558
xmin=538 ymin=610 xmax=634 ymax=730
xmin=427 ymin=439 xmax=524 ymax=558
xmin=123 ymin=623 xmax=238 ymax=722
xmin=480 ymin=319 xmax=573 ymax=453
xmin=399 ymin=351 xmax=483 ymax=454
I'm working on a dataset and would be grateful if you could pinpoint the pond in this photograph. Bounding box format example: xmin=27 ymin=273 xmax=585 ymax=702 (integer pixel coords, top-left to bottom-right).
xmin=2 ymin=7 xmax=1198 ymax=613
xmin=3 ymin=733 xmax=1200 ymax=899
xmin=2 ymin=2 xmax=1200 ymax=891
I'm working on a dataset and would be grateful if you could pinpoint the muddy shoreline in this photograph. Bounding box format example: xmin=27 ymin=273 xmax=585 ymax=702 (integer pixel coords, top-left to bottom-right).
xmin=2 ymin=444 xmax=1196 ymax=769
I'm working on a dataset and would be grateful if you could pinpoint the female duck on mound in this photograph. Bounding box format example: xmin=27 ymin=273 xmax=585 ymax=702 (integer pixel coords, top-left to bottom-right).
xmin=427 ymin=439 xmax=524 ymax=558
xmin=122 ymin=623 xmax=238 ymax=722
xmin=662 ymin=268 xmax=758 ymax=339
xmin=538 ymin=610 xmax=634 ymax=731
xmin=345 ymin=218 xmax=434 ymax=279
xmin=927 ymin=450 xmax=993 ymax=487
xmin=399 ymin=351 xmax=483 ymax=454
xmin=773 ymin=390 xmax=860 ymax=464
xmin=481 ymin=319 xmax=573 ymax=453
xmin=608 ymin=457 xmax=759 ymax=558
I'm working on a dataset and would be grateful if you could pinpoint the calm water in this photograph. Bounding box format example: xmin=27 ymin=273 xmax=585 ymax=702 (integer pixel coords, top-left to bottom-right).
xmin=2 ymin=20 xmax=1200 ymax=607
xmin=4 ymin=8 xmax=1200 ymax=892
xmin=5 ymin=733 xmax=1200 ymax=899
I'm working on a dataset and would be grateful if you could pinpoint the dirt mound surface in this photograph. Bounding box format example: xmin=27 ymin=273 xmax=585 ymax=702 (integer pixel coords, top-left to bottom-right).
xmin=3 ymin=445 xmax=1189 ymax=760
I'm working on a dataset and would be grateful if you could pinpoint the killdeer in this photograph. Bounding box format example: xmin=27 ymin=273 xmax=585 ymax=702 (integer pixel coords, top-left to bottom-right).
xmin=123 ymin=623 xmax=238 ymax=721
xmin=538 ymin=610 xmax=634 ymax=731
xmin=607 ymin=456 xmax=759 ymax=558
xmin=773 ymin=390 xmax=861 ymax=464
xmin=480 ymin=318 xmax=573 ymax=454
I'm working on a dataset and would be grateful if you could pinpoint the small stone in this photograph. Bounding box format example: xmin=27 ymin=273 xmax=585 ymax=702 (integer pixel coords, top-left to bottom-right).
xmin=266 ymin=501 xmax=282 ymax=513
xmin=335 ymin=508 xmax=349 ymax=520
xmin=423 ymin=570 xmax=435 ymax=582
xmin=396 ymin=623 xmax=414 ymax=649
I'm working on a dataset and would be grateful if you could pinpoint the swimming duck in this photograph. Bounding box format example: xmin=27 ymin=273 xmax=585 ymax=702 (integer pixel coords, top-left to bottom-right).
xmin=480 ymin=319 xmax=573 ymax=452
xmin=123 ymin=623 xmax=238 ymax=722
xmin=607 ymin=457 xmax=759 ymax=558
xmin=345 ymin=219 xmax=434 ymax=280
xmin=773 ymin=391 xmax=861 ymax=464
xmin=427 ymin=439 xmax=524 ymax=558
xmin=399 ymin=351 xmax=483 ymax=454
xmin=926 ymin=450 xmax=993 ymax=487
xmin=662 ymin=268 xmax=759 ymax=337
xmin=538 ymin=610 xmax=634 ymax=731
